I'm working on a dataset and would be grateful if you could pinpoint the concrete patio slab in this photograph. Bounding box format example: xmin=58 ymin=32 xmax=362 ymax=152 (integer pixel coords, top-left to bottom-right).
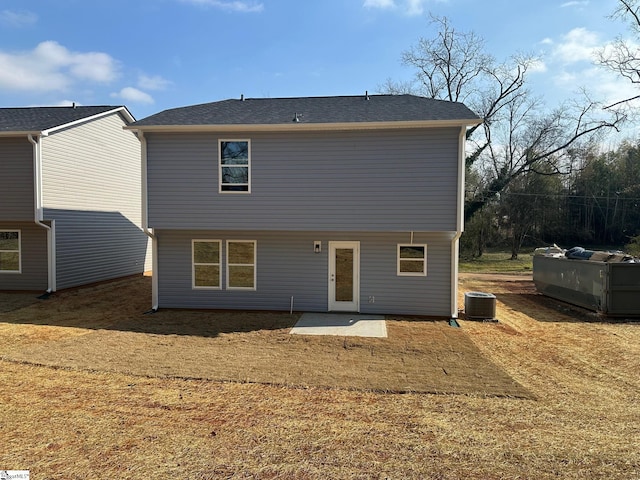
xmin=290 ymin=313 xmax=387 ymax=338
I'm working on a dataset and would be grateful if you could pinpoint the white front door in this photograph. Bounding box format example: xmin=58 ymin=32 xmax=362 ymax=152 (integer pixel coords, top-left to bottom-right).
xmin=328 ymin=241 xmax=360 ymax=312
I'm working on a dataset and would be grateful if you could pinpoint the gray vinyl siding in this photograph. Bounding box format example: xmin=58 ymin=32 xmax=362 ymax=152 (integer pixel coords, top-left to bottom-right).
xmin=0 ymin=137 xmax=34 ymax=221
xmin=0 ymin=221 xmax=48 ymax=291
xmin=146 ymin=128 xmax=461 ymax=232
xmin=41 ymin=112 xmax=151 ymax=289
xmin=156 ymin=229 xmax=453 ymax=316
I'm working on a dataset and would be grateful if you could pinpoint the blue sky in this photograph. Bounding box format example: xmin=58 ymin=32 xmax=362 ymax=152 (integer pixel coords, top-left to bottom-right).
xmin=0 ymin=0 xmax=635 ymax=124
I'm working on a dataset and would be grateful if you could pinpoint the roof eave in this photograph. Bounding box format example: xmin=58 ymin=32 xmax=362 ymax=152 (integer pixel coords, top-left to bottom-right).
xmin=41 ymin=106 xmax=135 ymax=136
xmin=0 ymin=130 xmax=42 ymax=137
xmin=126 ymin=118 xmax=483 ymax=133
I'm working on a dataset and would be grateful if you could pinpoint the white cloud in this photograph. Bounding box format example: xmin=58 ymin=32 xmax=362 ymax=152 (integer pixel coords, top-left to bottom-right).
xmin=363 ymin=0 xmax=395 ymax=8
xmin=552 ymin=28 xmax=600 ymax=64
xmin=560 ymin=1 xmax=589 ymax=8
xmin=554 ymin=65 xmax=638 ymax=109
xmin=69 ymin=52 xmax=119 ymax=82
xmin=138 ymin=74 xmax=171 ymax=91
xmin=0 ymin=41 xmax=119 ymax=92
xmin=553 ymin=70 xmax=578 ymax=87
xmin=180 ymin=0 xmax=264 ymax=13
xmin=111 ymin=87 xmax=154 ymax=104
xmin=535 ymin=28 xmax=640 ymax=110
xmin=405 ymin=0 xmax=424 ymax=16
xmin=529 ymin=59 xmax=548 ymax=74
xmin=363 ymin=0 xmax=434 ymax=17
xmin=0 ymin=9 xmax=37 ymax=27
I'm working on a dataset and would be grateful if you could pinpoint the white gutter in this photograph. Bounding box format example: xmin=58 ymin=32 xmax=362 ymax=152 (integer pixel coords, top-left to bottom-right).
xmin=450 ymin=126 xmax=468 ymax=319
xmin=139 ymin=131 xmax=158 ymax=311
xmin=27 ymin=134 xmax=56 ymax=293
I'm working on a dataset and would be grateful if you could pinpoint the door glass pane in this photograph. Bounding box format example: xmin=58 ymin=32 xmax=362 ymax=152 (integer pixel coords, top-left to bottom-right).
xmin=335 ymin=248 xmax=353 ymax=302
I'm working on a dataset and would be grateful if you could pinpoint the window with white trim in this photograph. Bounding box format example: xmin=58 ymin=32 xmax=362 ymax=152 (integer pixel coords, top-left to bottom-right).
xmin=397 ymin=244 xmax=427 ymax=276
xmin=219 ymin=140 xmax=250 ymax=193
xmin=0 ymin=230 xmax=21 ymax=273
xmin=227 ymin=240 xmax=256 ymax=290
xmin=192 ymin=240 xmax=221 ymax=289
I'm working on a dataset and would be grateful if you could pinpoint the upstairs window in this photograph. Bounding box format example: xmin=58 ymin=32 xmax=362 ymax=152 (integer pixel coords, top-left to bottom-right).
xmin=0 ymin=230 xmax=21 ymax=273
xmin=219 ymin=140 xmax=250 ymax=193
xmin=397 ymin=244 xmax=427 ymax=276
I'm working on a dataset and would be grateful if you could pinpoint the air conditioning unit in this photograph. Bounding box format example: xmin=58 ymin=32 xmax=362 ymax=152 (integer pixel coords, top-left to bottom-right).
xmin=464 ymin=292 xmax=496 ymax=319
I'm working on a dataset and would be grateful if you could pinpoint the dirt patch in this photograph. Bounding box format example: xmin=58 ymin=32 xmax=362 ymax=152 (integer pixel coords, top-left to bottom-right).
xmin=1 ymin=274 xmax=639 ymax=478
xmin=1 ymin=276 xmax=527 ymax=397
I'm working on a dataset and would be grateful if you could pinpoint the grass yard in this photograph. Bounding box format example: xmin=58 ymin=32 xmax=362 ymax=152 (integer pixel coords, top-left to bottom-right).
xmin=0 ymin=273 xmax=638 ymax=478
xmin=459 ymin=250 xmax=534 ymax=273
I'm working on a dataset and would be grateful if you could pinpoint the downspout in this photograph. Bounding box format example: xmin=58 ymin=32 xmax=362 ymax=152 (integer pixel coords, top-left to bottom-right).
xmin=139 ymin=131 xmax=158 ymax=312
xmin=450 ymin=126 xmax=467 ymax=319
xmin=28 ymin=134 xmax=56 ymax=293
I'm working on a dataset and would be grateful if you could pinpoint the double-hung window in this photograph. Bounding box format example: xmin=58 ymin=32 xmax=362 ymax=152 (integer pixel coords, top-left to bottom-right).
xmin=0 ymin=230 xmax=21 ymax=273
xmin=227 ymin=240 xmax=256 ymax=290
xmin=397 ymin=244 xmax=427 ymax=276
xmin=219 ymin=140 xmax=250 ymax=193
xmin=193 ymin=240 xmax=221 ymax=289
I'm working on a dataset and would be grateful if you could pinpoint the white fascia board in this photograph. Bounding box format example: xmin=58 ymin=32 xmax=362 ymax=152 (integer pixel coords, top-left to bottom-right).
xmin=41 ymin=106 xmax=135 ymax=136
xmin=125 ymin=118 xmax=483 ymax=133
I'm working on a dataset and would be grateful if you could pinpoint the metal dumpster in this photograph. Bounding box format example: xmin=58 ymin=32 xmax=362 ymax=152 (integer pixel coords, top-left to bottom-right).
xmin=533 ymin=255 xmax=640 ymax=316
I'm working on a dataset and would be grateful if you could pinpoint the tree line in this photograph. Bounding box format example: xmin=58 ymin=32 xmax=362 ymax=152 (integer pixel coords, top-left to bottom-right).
xmin=382 ymin=1 xmax=640 ymax=258
xmin=462 ymin=141 xmax=640 ymax=258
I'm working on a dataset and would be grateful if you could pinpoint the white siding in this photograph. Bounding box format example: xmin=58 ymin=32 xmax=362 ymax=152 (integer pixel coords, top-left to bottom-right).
xmin=41 ymin=112 xmax=151 ymax=289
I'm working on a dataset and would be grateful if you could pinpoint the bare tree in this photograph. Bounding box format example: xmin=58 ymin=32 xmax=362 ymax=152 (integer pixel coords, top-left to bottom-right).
xmin=383 ymin=15 xmax=624 ymax=223
xmin=597 ymin=0 xmax=640 ymax=110
xmin=384 ymin=16 xmax=534 ymax=161
xmin=400 ymin=16 xmax=490 ymax=104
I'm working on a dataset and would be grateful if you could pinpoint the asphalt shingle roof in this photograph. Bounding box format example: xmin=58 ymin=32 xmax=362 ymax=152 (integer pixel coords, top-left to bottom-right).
xmin=130 ymin=94 xmax=480 ymax=127
xmin=0 ymin=106 xmax=126 ymax=133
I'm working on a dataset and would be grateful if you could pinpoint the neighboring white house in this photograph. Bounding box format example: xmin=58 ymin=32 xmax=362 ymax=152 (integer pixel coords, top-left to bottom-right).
xmin=128 ymin=94 xmax=481 ymax=317
xmin=0 ymin=105 xmax=151 ymax=292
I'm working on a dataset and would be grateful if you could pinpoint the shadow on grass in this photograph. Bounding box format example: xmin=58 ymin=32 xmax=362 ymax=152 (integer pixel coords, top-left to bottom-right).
xmin=1 ymin=276 xmax=533 ymax=398
xmin=0 ymin=294 xmax=41 ymax=314
xmin=2 ymin=276 xmax=454 ymax=338
xmin=461 ymin=274 xmax=639 ymax=324
xmin=497 ymin=292 xmax=639 ymax=324
xmin=0 ymin=276 xmax=299 ymax=338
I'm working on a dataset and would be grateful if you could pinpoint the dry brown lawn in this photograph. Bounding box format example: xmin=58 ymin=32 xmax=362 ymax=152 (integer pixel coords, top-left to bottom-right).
xmin=0 ymin=273 xmax=638 ymax=479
